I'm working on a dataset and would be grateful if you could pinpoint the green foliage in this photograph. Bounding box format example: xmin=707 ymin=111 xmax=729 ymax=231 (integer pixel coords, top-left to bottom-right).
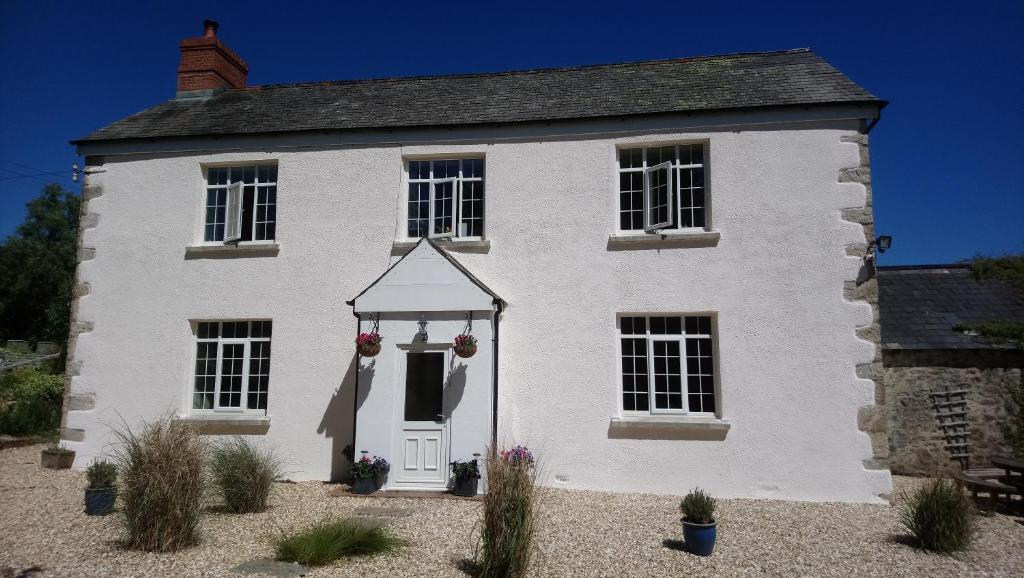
xmin=275 ymin=519 xmax=404 ymax=566
xmin=475 ymin=448 xmax=539 ymax=578
xmin=450 ymin=459 xmax=480 ymax=481
xmin=679 ymin=488 xmax=717 ymax=524
xmin=970 ymin=254 xmax=1024 ymax=294
xmin=955 ymin=320 xmax=1024 ymax=348
xmin=0 ymin=184 xmax=81 ymax=347
xmin=0 ymin=367 xmax=64 ymax=436
xmin=899 ymin=478 xmax=975 ymax=553
xmin=113 ymin=416 xmax=206 ymax=552
xmin=210 ymin=437 xmax=282 ymax=513
xmin=86 ymin=459 xmax=117 ymax=490
xmin=1006 ymin=373 xmax=1024 ymax=459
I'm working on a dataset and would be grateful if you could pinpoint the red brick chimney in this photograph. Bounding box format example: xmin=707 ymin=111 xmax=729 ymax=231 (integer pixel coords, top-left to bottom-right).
xmin=176 ymin=19 xmax=248 ymax=96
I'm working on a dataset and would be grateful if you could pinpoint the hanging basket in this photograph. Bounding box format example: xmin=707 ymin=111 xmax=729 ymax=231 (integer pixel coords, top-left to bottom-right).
xmin=454 ymin=343 xmax=477 ymax=358
xmin=358 ymin=342 xmax=381 ymax=358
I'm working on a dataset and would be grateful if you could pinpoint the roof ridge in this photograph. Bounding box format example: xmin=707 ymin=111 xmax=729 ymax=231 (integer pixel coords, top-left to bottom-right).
xmin=246 ymin=48 xmax=815 ymax=91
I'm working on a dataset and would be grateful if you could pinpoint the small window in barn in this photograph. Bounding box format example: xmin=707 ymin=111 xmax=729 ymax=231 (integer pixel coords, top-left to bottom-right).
xmin=204 ymin=164 xmax=278 ymax=243
xmin=617 ymin=144 xmax=706 ymax=233
xmin=192 ymin=320 xmax=272 ymax=413
xmin=406 ymin=158 xmax=485 ymax=239
xmin=618 ymin=314 xmax=716 ymax=415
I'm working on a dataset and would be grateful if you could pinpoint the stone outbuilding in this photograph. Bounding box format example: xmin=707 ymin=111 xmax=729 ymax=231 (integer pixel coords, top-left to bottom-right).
xmin=878 ymin=264 xmax=1023 ymax=475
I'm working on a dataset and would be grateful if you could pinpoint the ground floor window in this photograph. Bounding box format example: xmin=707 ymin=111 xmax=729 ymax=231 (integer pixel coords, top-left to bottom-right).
xmin=619 ymin=314 xmax=716 ymax=415
xmin=193 ymin=320 xmax=272 ymax=411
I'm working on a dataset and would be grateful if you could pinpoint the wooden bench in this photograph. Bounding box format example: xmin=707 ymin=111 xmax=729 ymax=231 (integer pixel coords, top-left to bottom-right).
xmin=955 ymin=472 xmax=1017 ymax=513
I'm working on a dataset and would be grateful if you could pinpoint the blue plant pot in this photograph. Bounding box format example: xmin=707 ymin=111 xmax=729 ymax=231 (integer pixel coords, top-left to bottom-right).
xmin=681 ymin=519 xmax=717 ymax=556
xmin=84 ymin=487 xmax=117 ymax=516
xmin=351 ymin=477 xmax=378 ymax=494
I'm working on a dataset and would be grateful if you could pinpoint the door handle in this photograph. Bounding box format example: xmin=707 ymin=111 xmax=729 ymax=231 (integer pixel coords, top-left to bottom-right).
xmin=436 ymin=413 xmax=446 ymax=423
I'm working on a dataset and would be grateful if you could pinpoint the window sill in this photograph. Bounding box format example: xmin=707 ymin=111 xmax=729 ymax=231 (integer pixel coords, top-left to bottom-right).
xmin=392 ymin=238 xmax=490 ymax=255
xmin=184 ymin=242 xmax=280 ymax=259
xmin=175 ymin=413 xmax=271 ymax=435
xmin=607 ymin=415 xmax=730 ymax=440
xmin=607 ymin=230 xmax=720 ymax=250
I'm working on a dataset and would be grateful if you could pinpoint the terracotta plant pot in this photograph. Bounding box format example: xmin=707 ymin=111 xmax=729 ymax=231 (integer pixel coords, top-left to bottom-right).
xmin=454 ymin=344 xmax=477 ymax=358
xmin=41 ymin=448 xmax=75 ymax=469
xmin=358 ymin=343 xmax=381 ymax=358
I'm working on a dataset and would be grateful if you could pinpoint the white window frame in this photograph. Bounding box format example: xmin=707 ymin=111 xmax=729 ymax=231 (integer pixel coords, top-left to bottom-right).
xmin=191 ymin=321 xmax=272 ymax=415
xmin=429 ymin=177 xmax=457 ymax=239
xmin=643 ymin=161 xmax=674 ymax=232
xmin=224 ymin=181 xmax=243 ymax=242
xmin=617 ymin=314 xmax=717 ymax=418
xmin=616 ymin=143 xmax=708 ymax=234
xmin=405 ymin=158 xmax=485 ymax=241
xmin=202 ymin=164 xmax=278 ymax=244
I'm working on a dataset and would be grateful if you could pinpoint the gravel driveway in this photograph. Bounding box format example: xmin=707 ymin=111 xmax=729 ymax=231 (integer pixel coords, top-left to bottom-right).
xmin=1 ymin=444 xmax=1022 ymax=577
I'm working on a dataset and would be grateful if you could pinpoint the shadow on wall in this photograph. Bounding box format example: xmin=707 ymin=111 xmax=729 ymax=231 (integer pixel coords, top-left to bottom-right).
xmin=444 ymin=362 xmax=467 ymax=420
xmin=316 ymin=354 xmax=366 ymax=482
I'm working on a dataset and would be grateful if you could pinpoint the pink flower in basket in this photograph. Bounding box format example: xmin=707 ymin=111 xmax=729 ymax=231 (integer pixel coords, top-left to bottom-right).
xmin=356 ymin=332 xmax=381 ymax=347
xmin=454 ymin=334 xmax=477 ymax=348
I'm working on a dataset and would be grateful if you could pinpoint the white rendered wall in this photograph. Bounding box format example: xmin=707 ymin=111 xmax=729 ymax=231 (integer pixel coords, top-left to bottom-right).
xmin=67 ymin=112 xmax=890 ymax=501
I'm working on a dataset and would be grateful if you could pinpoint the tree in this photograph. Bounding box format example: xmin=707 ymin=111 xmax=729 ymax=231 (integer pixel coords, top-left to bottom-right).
xmin=0 ymin=184 xmax=80 ymax=347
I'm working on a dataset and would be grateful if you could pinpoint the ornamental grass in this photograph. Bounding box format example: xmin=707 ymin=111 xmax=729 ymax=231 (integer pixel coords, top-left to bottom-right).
xmin=112 ymin=415 xmax=206 ymax=552
xmin=899 ymin=478 xmax=975 ymax=553
xmin=275 ymin=518 xmax=404 ymax=566
xmin=210 ymin=437 xmax=283 ymax=513
xmin=474 ymin=446 xmax=540 ymax=578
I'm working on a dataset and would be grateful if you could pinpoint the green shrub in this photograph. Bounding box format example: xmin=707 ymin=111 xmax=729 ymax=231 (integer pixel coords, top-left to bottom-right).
xmin=113 ymin=416 xmax=206 ymax=552
xmin=0 ymin=367 xmax=64 ymax=436
xmin=475 ymin=446 xmax=539 ymax=578
xmin=275 ymin=518 xmax=404 ymax=566
xmin=210 ymin=437 xmax=282 ymax=513
xmin=680 ymin=488 xmax=717 ymax=524
xmin=86 ymin=459 xmax=117 ymax=490
xmin=899 ymin=478 xmax=975 ymax=553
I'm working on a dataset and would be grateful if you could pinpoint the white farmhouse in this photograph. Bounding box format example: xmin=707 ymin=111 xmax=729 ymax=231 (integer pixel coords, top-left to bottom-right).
xmin=63 ymin=20 xmax=891 ymax=501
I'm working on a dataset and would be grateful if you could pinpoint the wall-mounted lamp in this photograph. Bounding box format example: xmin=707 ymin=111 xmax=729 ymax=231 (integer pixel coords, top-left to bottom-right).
xmin=417 ymin=317 xmax=429 ymax=342
xmin=875 ymin=235 xmax=892 ymax=254
xmin=867 ymin=235 xmax=892 ymax=261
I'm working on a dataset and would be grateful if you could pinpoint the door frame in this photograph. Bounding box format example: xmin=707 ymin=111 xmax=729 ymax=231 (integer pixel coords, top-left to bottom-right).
xmin=390 ymin=342 xmax=453 ymax=490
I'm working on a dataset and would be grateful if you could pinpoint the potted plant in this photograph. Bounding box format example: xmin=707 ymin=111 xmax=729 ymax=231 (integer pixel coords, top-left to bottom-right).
xmin=84 ymin=459 xmax=118 ymax=516
xmin=356 ymin=332 xmax=382 ymax=357
xmin=680 ymin=488 xmax=717 ymax=556
xmin=350 ymin=454 xmax=390 ymax=494
xmin=40 ymin=444 xmax=75 ymax=469
xmin=453 ymin=334 xmax=477 ymax=358
xmin=450 ymin=458 xmax=480 ymax=497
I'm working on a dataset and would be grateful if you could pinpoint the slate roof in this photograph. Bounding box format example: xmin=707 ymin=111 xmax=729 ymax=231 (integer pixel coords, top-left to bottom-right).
xmin=878 ymin=265 xmax=1024 ymax=350
xmin=73 ymin=49 xmax=882 ymax=144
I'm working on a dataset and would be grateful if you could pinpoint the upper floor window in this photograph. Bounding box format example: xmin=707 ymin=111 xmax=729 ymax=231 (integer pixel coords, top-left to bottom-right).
xmin=618 ymin=144 xmax=705 ymax=233
xmin=205 ymin=164 xmax=278 ymax=243
xmin=407 ymin=158 xmax=484 ymax=239
xmin=619 ymin=314 xmax=716 ymax=416
xmin=193 ymin=320 xmax=272 ymax=412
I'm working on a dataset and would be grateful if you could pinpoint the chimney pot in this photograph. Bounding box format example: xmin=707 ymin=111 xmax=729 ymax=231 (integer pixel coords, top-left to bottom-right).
xmin=177 ymin=20 xmax=247 ymax=97
xmin=203 ymin=19 xmax=219 ymax=38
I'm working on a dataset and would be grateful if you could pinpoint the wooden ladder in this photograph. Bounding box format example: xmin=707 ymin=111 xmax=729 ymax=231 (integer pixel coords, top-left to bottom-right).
xmin=930 ymin=387 xmax=970 ymax=470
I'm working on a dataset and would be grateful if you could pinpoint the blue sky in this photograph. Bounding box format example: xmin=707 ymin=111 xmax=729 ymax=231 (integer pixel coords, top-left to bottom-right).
xmin=1 ymin=0 xmax=1021 ymax=265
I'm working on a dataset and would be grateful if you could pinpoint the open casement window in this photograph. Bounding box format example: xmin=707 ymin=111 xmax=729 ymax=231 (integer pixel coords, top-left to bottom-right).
xmin=224 ymin=181 xmax=243 ymax=243
xmin=643 ymin=161 xmax=673 ymax=232
xmin=407 ymin=159 xmax=485 ymax=240
xmin=430 ymin=177 xmax=457 ymax=239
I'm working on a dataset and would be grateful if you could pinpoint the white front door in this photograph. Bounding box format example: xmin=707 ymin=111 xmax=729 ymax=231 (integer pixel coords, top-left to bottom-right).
xmin=394 ymin=348 xmax=449 ymax=488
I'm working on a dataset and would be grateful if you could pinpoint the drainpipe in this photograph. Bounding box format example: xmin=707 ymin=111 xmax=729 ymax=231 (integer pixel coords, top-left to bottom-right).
xmin=491 ymin=299 xmax=503 ymax=449
xmin=350 ymin=310 xmax=360 ymax=459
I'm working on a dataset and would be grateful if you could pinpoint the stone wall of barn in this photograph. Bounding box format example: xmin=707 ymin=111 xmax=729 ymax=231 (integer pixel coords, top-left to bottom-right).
xmin=883 ymin=349 xmax=1022 ymax=475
